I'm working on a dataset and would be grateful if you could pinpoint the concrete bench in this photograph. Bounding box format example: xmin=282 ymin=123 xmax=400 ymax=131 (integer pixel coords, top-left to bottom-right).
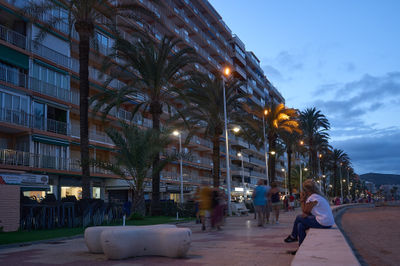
xmin=85 ymin=224 xmax=177 ymax=254
xmin=291 ymin=225 xmax=359 ymax=266
xmin=291 ymin=204 xmax=363 ymax=266
xmin=101 ymin=227 xmax=192 ymax=260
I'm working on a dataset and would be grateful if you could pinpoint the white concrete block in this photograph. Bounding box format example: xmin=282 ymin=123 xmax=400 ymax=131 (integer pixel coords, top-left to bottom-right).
xmin=101 ymin=227 xmax=192 ymax=260
xmin=84 ymin=224 xmax=177 ymax=253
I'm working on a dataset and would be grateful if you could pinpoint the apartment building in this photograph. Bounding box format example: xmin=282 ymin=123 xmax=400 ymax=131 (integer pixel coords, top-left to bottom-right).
xmin=0 ymin=0 xmax=285 ymax=203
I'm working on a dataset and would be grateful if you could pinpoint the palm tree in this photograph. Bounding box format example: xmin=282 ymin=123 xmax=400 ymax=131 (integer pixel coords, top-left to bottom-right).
xmin=280 ymin=130 xmax=302 ymax=194
xmin=24 ymin=0 xmax=156 ymax=199
xmin=299 ymin=108 xmax=330 ymax=178
xmin=91 ymin=35 xmax=197 ymax=214
xmin=329 ymin=148 xmax=349 ymax=196
xmin=96 ymin=123 xmax=173 ymax=215
xmin=175 ymin=73 xmax=247 ymax=188
xmin=236 ymin=102 xmax=300 ymax=183
xmin=264 ymin=102 xmax=300 ymax=182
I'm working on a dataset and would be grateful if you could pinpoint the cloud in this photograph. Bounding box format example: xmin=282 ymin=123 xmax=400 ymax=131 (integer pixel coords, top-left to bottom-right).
xmin=263 ymin=65 xmax=284 ymax=81
xmin=332 ymin=129 xmax=400 ymax=175
xmin=275 ymin=51 xmax=304 ymax=71
xmin=312 ymin=72 xmax=400 ymax=120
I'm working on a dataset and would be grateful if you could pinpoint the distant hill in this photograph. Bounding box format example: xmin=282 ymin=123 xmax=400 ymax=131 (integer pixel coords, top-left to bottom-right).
xmin=360 ymin=173 xmax=400 ymax=187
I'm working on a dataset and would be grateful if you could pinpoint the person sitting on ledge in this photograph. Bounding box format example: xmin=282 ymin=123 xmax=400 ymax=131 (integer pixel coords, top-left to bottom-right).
xmin=284 ymin=179 xmax=334 ymax=246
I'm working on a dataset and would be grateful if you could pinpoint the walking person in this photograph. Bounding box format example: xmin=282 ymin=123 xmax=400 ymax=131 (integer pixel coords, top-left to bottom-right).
xmin=252 ymin=179 xmax=268 ymax=227
xmin=268 ymin=182 xmax=281 ymax=224
xmin=264 ymin=180 xmax=272 ymax=224
xmin=284 ymin=179 xmax=334 ymax=249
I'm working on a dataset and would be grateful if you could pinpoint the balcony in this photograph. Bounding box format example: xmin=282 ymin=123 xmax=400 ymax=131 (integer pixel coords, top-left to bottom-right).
xmin=0 ymin=107 xmax=69 ymax=135
xmin=71 ymin=123 xmax=114 ymax=145
xmin=0 ymin=64 xmax=27 ymax=88
xmin=0 ymin=108 xmax=30 ymax=128
xmin=250 ymin=171 xmax=266 ymax=178
xmin=249 ymin=157 xmax=266 ymax=167
xmin=31 ymin=41 xmax=70 ymax=69
xmin=33 ymin=117 xmax=69 ymax=135
xmin=0 ymin=148 xmax=113 ymax=175
xmin=0 ymin=24 xmax=26 ymax=50
xmin=29 ymin=77 xmax=70 ymax=102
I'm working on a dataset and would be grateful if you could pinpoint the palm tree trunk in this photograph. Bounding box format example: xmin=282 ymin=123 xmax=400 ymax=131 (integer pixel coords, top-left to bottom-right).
xmin=287 ymin=149 xmax=292 ymax=194
xmin=333 ymin=165 xmax=338 ymax=197
xmin=268 ymin=134 xmax=277 ymax=182
xmin=211 ymin=134 xmax=220 ymax=188
xmin=133 ymin=189 xmax=146 ymax=216
xmin=77 ymin=30 xmax=91 ymax=199
xmin=150 ymin=101 xmax=162 ymax=215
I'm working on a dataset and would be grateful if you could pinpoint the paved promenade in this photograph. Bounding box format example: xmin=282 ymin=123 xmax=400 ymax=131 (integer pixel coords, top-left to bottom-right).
xmin=0 ymin=209 xmax=300 ymax=266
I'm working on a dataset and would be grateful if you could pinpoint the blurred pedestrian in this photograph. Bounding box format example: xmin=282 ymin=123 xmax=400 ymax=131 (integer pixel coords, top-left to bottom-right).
xmin=252 ymin=179 xmax=268 ymax=227
xmin=199 ymin=186 xmax=212 ymax=231
xmin=264 ymin=180 xmax=272 ymax=224
xmin=289 ymin=193 xmax=295 ymax=211
xmin=211 ymin=188 xmax=224 ymax=230
xmin=269 ymin=182 xmax=281 ymax=224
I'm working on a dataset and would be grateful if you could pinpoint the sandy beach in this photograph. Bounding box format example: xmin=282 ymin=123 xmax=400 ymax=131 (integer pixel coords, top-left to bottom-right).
xmin=341 ymin=206 xmax=400 ymax=266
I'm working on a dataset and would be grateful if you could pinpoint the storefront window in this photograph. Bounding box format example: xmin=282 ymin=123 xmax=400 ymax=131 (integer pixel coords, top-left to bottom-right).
xmin=61 ymin=186 xmax=82 ymax=200
xmin=92 ymin=187 xmax=101 ymax=199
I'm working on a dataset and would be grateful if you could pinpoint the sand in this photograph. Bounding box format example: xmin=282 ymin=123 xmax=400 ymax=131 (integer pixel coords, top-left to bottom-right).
xmin=341 ymin=206 xmax=400 ymax=266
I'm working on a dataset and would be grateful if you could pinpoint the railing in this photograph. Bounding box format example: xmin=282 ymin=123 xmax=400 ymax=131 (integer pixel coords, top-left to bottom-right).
xmin=250 ymin=171 xmax=265 ymax=178
xmin=0 ymin=107 xmax=69 ymax=135
xmin=249 ymin=157 xmax=266 ymax=167
xmin=0 ymin=64 xmax=27 ymax=88
xmin=31 ymin=41 xmax=70 ymax=69
xmin=0 ymin=108 xmax=30 ymax=127
xmin=0 ymin=24 xmax=26 ymax=49
xmin=29 ymin=77 xmax=70 ymax=102
xmin=0 ymin=148 xmax=113 ymax=174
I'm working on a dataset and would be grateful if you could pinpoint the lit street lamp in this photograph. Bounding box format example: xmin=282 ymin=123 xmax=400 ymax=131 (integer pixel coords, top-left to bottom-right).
xmin=282 ymin=168 xmax=287 ymax=195
xmin=222 ymin=66 xmax=232 ymax=216
xmin=262 ymin=109 xmax=269 ymax=185
xmin=173 ymin=130 xmax=183 ymax=204
xmin=237 ymin=152 xmax=246 ymax=198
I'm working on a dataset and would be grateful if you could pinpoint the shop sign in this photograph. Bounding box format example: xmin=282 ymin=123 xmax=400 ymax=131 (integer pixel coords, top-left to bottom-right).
xmin=0 ymin=173 xmax=49 ymax=186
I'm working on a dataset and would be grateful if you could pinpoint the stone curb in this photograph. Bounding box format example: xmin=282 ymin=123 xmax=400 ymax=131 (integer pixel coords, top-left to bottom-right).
xmin=291 ymin=203 xmax=372 ymax=266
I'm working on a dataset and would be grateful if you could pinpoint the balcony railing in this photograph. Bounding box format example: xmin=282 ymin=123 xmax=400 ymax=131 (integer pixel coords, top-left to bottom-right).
xmin=31 ymin=41 xmax=70 ymax=69
xmin=0 ymin=148 xmax=113 ymax=175
xmin=0 ymin=108 xmax=30 ymax=127
xmin=0 ymin=107 xmax=69 ymax=135
xmin=0 ymin=24 xmax=26 ymax=49
xmin=29 ymin=77 xmax=70 ymax=102
xmin=0 ymin=64 xmax=27 ymax=88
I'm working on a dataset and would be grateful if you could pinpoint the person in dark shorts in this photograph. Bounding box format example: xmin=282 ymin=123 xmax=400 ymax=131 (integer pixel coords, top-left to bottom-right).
xmin=268 ymin=182 xmax=281 ymax=224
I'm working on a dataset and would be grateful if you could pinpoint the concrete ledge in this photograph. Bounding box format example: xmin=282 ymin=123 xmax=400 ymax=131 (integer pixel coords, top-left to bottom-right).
xmin=291 ymin=204 xmax=368 ymax=266
xmin=291 ymin=225 xmax=359 ymax=266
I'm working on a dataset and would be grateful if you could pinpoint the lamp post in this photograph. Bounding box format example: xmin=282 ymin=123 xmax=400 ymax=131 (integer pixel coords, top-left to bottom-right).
xmin=340 ymin=164 xmax=343 ymax=203
xmin=346 ymin=167 xmax=350 ymax=198
xmin=282 ymin=168 xmax=287 ymax=195
xmin=262 ymin=109 xmax=269 ymax=185
xmin=222 ymin=67 xmax=232 ymax=216
xmin=237 ymin=152 xmax=246 ymax=198
xmin=173 ymin=130 xmax=183 ymax=204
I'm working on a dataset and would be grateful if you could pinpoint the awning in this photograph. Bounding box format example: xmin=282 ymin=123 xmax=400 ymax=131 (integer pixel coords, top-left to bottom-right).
xmin=0 ymin=173 xmax=50 ymax=191
xmin=32 ymin=135 xmax=69 ymax=146
xmin=0 ymin=44 xmax=29 ymax=69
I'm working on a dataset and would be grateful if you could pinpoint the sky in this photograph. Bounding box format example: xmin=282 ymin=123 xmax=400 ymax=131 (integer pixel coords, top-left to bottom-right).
xmin=209 ymin=0 xmax=400 ymax=175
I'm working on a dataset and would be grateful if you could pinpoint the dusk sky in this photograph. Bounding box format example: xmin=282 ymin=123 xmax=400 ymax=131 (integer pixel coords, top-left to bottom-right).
xmin=210 ymin=0 xmax=400 ymax=175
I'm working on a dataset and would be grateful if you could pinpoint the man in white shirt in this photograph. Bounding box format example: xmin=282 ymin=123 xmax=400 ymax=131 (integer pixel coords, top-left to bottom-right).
xmin=284 ymin=179 xmax=334 ymax=247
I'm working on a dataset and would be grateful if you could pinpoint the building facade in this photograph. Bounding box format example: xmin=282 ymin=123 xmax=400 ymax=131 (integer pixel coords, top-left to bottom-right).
xmin=0 ymin=0 xmax=285 ymax=203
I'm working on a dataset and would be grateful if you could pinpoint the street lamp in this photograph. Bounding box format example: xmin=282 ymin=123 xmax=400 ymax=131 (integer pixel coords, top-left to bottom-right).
xmin=237 ymin=152 xmax=246 ymax=198
xmin=270 ymin=151 xmax=276 ymax=155
xmin=172 ymin=130 xmax=184 ymax=204
xmin=222 ymin=66 xmax=232 ymax=216
xmin=340 ymin=164 xmax=343 ymax=203
xmin=262 ymin=109 xmax=269 ymax=185
xmin=282 ymin=168 xmax=287 ymax=195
